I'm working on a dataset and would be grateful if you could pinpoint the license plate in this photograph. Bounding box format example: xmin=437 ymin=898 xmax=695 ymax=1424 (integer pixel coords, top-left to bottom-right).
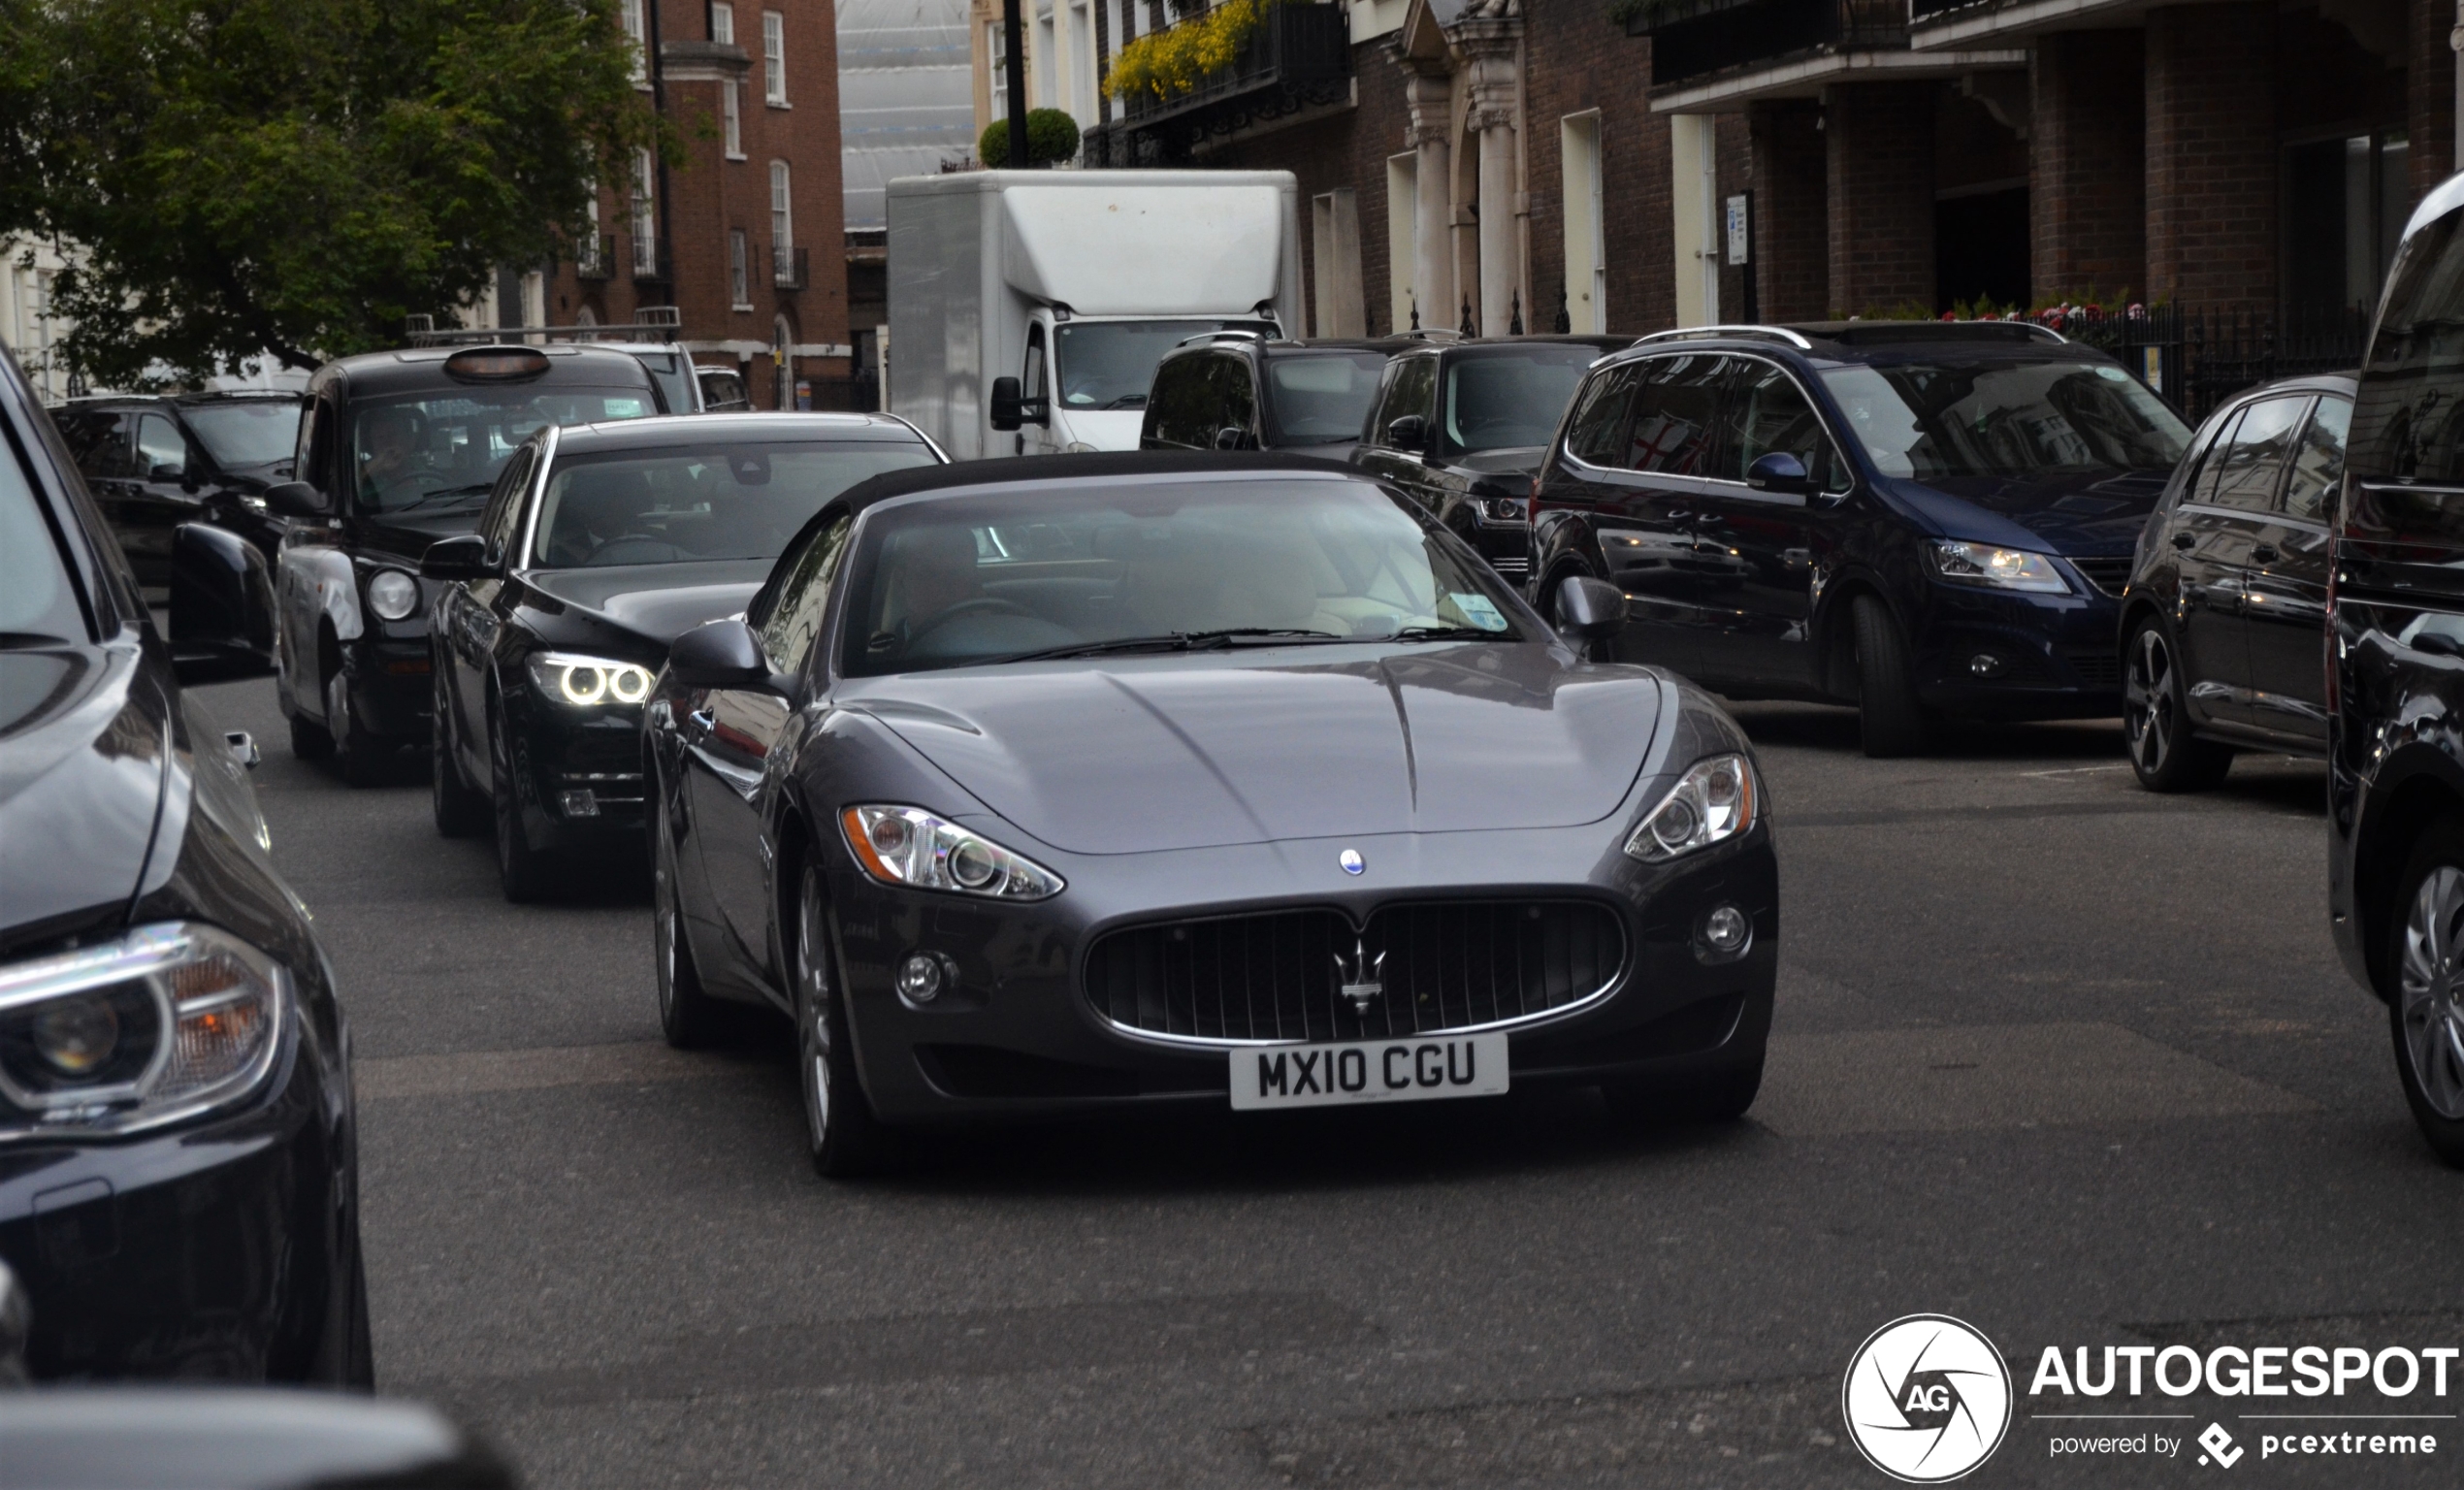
xmin=1228 ymin=1033 xmax=1508 ymax=1112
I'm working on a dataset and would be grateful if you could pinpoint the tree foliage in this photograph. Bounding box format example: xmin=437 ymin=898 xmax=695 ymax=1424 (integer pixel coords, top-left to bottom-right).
xmin=1 ymin=0 xmax=677 ymax=384
xmin=977 ymin=109 xmax=1083 ymax=169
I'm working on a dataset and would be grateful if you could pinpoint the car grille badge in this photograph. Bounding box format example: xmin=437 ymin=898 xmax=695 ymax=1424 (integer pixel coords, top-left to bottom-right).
xmin=1334 ymin=937 xmax=1387 ymax=1017
xmin=1339 ymin=848 xmax=1365 ymax=875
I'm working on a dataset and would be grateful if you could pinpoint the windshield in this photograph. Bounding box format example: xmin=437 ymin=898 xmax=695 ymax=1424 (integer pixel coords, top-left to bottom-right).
xmin=1819 ymin=360 xmax=2190 ymax=480
xmin=533 ymin=441 xmax=937 ymax=567
xmin=351 ymin=387 xmax=655 ymax=514
xmin=181 ymin=400 xmax=303 ymax=470
xmin=842 ymin=479 xmax=1529 ymax=676
xmin=1052 ymin=321 xmax=1273 ymax=411
xmin=0 ymin=435 xmax=83 ymax=646
xmin=1266 ymin=352 xmax=1386 ymax=442
xmin=1443 ymin=349 xmax=1598 ymax=453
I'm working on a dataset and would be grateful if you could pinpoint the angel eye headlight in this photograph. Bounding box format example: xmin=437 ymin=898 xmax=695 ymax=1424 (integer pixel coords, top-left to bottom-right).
xmin=528 ymin=653 xmax=656 ymax=707
xmin=366 ymin=568 xmax=420 ymax=621
xmin=1624 ymin=754 xmax=1759 ymax=863
xmin=0 ymin=923 xmax=289 ymax=1137
xmin=840 ymin=806 xmax=1064 ymax=901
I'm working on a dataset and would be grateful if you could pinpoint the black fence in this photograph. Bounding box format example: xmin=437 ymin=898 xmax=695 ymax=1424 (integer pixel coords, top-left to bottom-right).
xmin=1086 ymin=1 xmax=1349 ymax=166
xmin=2055 ymin=305 xmax=2369 ymax=422
xmin=1637 ymin=0 xmax=1904 ymax=88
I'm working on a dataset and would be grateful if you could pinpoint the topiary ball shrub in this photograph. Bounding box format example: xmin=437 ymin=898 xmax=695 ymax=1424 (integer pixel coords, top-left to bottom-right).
xmin=979 ymin=108 xmax=1082 ymax=168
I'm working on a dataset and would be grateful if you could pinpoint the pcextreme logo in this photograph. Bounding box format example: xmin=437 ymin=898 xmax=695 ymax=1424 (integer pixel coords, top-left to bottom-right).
xmin=1843 ymin=1314 xmax=2016 ymax=1482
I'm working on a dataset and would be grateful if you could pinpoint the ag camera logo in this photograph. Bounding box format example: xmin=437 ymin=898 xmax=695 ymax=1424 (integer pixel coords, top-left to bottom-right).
xmin=1843 ymin=1314 xmax=2014 ymax=1482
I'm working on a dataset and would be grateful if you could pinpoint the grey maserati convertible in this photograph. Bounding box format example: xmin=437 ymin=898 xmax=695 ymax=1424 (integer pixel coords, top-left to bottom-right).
xmin=641 ymin=452 xmax=1776 ymax=1174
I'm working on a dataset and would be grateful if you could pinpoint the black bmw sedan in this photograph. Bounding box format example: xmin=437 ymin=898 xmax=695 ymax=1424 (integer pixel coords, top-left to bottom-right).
xmin=422 ymin=413 xmax=944 ymax=899
xmin=645 ymin=452 xmax=1776 ymax=1175
xmin=0 ymin=346 xmax=366 ymax=1382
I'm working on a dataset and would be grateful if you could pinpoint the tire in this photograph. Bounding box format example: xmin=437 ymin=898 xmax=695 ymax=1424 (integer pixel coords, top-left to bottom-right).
xmin=289 ymin=710 xmax=335 ymax=761
xmin=1851 ymin=595 xmax=1926 ymax=759
xmin=431 ymin=670 xmax=489 ymax=837
xmin=652 ymin=798 xmax=722 ymax=1049
xmin=2387 ymin=820 xmax=2464 ymax=1168
xmin=490 ymin=712 xmax=553 ymax=903
xmin=794 ymin=862 xmax=892 ymax=1177
xmin=327 ymin=668 xmax=388 ymax=788
xmin=1605 ymin=1061 xmax=1765 ymax=1126
xmin=2122 ymin=618 xmax=2233 ymax=793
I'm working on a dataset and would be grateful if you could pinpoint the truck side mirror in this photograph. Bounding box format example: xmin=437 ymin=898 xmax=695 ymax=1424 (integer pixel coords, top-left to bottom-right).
xmin=263 ymin=481 xmax=328 ymax=518
xmin=989 ymin=376 xmax=1024 ymax=433
xmin=1385 ymin=414 xmax=1426 ymax=451
xmin=169 ymin=523 xmax=277 ymax=684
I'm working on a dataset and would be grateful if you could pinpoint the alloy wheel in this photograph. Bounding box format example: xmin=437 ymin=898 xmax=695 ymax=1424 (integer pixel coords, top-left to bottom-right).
xmin=797 ymin=870 xmax=834 ymax=1150
xmin=2124 ymin=628 xmax=2172 ymax=776
xmin=2399 ymin=865 xmax=2464 ymax=1120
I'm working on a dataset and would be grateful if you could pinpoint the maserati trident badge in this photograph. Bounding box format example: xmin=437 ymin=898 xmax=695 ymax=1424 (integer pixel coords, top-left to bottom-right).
xmin=1339 ymin=848 xmax=1365 ymax=875
xmin=1334 ymin=936 xmax=1387 ymax=1017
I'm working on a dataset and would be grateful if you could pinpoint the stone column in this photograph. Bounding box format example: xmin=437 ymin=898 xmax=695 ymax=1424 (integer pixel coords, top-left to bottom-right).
xmin=1825 ymin=82 xmax=1936 ymax=317
xmin=2145 ymin=4 xmax=2275 ymax=313
xmin=2031 ymin=30 xmax=2145 ymax=302
xmin=1405 ymin=68 xmax=1454 ymax=333
xmin=1456 ymin=19 xmax=1521 ymax=337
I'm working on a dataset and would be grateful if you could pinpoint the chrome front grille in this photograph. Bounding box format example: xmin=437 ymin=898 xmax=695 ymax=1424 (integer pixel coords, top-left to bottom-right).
xmin=1084 ymin=900 xmax=1626 ymax=1047
xmin=2069 ymin=557 xmax=2133 ymax=598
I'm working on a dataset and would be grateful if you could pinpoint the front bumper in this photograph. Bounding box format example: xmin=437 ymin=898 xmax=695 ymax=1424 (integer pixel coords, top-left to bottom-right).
xmin=1905 ymin=578 xmax=2122 ymax=718
xmin=506 ymin=690 xmax=650 ymax=852
xmin=342 ymin=632 xmax=434 ymax=743
xmin=826 ymin=819 xmax=1777 ymax=1125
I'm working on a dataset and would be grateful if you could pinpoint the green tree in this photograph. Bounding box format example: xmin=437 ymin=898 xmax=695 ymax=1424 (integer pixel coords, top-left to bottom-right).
xmin=978 ymin=109 xmax=1082 ymax=169
xmin=5 ymin=0 xmax=676 ymax=385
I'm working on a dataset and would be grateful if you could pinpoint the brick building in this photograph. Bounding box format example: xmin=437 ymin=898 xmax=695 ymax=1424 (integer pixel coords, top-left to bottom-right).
xmin=543 ymin=0 xmax=853 ymax=409
xmin=964 ymin=0 xmax=2457 ymax=375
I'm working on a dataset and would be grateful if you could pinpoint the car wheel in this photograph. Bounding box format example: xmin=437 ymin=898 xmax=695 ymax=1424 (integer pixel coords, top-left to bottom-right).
xmin=1851 ymin=595 xmax=1926 ymax=759
xmin=430 ymin=671 xmax=489 ymax=837
xmin=795 ymin=862 xmax=892 ymax=1178
xmin=490 ymin=713 xmax=552 ymax=903
xmin=1605 ymin=1061 xmax=1764 ymax=1126
xmin=653 ymin=800 xmax=721 ymax=1049
xmin=326 ymin=669 xmax=386 ymax=788
xmin=2122 ymin=619 xmax=2232 ymax=793
xmin=2389 ymin=822 xmax=2464 ymax=1168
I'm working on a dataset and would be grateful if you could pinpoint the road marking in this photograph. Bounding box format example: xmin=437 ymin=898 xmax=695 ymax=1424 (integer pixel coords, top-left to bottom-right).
xmin=1754 ymin=1021 xmax=2313 ymax=1136
xmin=356 ymin=1041 xmax=732 ymax=1100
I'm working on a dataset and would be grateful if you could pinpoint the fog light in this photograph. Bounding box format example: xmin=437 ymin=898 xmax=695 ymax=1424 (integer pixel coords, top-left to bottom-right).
xmin=558 ymin=789 xmax=599 ymax=818
xmin=1696 ymin=903 xmax=1752 ymax=962
xmin=895 ymin=953 xmax=945 ymax=1005
xmin=1968 ymin=653 xmax=2007 ymax=679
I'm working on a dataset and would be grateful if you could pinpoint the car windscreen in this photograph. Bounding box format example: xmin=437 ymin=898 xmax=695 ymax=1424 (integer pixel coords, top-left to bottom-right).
xmin=1818 ymin=359 xmax=2190 ymax=480
xmin=0 ymin=434 xmax=86 ymax=646
xmin=1265 ymin=352 xmax=1386 ymax=442
xmin=181 ymin=400 xmax=303 ymax=470
xmin=350 ymin=387 xmax=656 ymax=515
xmin=1053 ymin=322 xmax=1273 ymax=412
xmin=533 ymin=441 xmax=937 ymax=567
xmin=1443 ymin=349 xmax=1598 ymax=454
xmin=841 ymin=478 xmax=1531 ymax=677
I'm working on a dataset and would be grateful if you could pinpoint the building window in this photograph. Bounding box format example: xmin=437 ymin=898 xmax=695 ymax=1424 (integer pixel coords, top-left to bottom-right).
xmin=631 ymin=147 xmax=658 ymax=276
xmin=763 ymin=11 xmax=787 ymax=105
xmin=770 ymin=160 xmax=794 ymax=259
xmin=1034 ymin=7 xmax=1055 ymax=113
xmin=1069 ymin=0 xmax=1095 ymax=127
xmin=710 ymin=1 xmax=733 ymax=43
xmin=730 ymin=229 xmax=751 ymax=308
xmin=1560 ymin=113 xmax=1605 ymax=335
xmin=620 ymin=0 xmax=648 ymax=84
xmin=724 ymin=80 xmax=743 ymax=157
xmin=986 ymin=20 xmax=1006 ymax=127
xmin=2286 ymin=130 xmax=2411 ymax=315
xmin=577 ymin=176 xmax=604 ymax=275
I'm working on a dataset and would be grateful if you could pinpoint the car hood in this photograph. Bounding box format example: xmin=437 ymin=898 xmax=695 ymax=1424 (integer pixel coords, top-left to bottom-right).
xmin=841 ymin=643 xmax=1663 ymax=855
xmin=526 ymin=560 xmax=772 ymax=649
xmin=1882 ymin=469 xmax=2172 ymax=554
xmin=354 ymin=508 xmax=488 ymax=566
xmin=0 ymin=644 xmax=169 ymax=943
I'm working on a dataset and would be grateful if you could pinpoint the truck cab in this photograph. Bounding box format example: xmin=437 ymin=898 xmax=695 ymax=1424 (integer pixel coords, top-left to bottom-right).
xmin=993 ymin=312 xmax=1280 ymax=455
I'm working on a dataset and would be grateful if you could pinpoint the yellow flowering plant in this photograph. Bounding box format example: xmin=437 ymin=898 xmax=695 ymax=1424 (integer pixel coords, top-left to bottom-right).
xmin=1104 ymin=0 xmax=1273 ymax=106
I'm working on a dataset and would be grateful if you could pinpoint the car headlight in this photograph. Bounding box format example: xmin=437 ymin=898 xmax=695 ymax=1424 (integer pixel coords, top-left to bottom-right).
xmin=840 ymin=806 xmax=1064 ymax=900
xmin=1928 ymin=539 xmax=2069 ymax=593
xmin=0 ymin=923 xmax=289 ymax=1137
xmin=1625 ymin=754 xmax=1759 ymax=863
xmin=527 ymin=652 xmax=655 ymax=707
xmin=1482 ymin=496 xmax=1528 ymax=522
xmin=366 ymin=568 xmax=420 ymax=621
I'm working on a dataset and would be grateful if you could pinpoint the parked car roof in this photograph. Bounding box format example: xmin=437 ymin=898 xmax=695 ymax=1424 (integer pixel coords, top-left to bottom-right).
xmin=308 ymin=343 xmax=664 ymax=399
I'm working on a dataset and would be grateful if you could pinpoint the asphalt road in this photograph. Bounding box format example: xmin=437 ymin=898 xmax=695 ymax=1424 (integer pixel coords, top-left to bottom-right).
xmin=195 ymin=675 xmax=2464 ymax=1489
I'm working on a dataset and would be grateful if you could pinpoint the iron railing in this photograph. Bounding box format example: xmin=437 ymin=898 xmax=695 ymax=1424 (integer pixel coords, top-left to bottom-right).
xmin=1633 ymin=0 xmax=1906 ymax=88
xmin=1086 ymin=1 xmax=1349 ymax=166
xmin=2054 ymin=305 xmax=2368 ymax=422
xmin=630 ymin=239 xmax=670 ymax=284
xmin=771 ymin=244 xmax=810 ymax=291
xmin=574 ymin=226 xmax=612 ymax=281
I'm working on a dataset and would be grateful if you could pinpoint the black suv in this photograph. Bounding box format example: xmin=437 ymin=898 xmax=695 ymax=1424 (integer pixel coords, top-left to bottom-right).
xmin=2114 ymin=372 xmax=2352 ymax=790
xmin=51 ymin=393 xmax=306 ymax=588
xmin=265 ymin=344 xmax=666 ymax=783
xmin=1352 ymin=336 xmax=1630 ymax=585
xmin=1528 ymin=322 xmax=2193 ymax=755
xmin=1140 ymin=334 xmax=1395 ymax=459
xmin=2327 ymin=174 xmax=2464 ymax=1165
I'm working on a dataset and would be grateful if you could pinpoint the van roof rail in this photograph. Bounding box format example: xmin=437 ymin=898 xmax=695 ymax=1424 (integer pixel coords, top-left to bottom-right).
xmin=1634 ymin=325 xmax=1816 ymax=350
xmin=1172 ymin=329 xmax=1268 ymax=348
xmin=403 ymin=306 xmax=682 ymax=347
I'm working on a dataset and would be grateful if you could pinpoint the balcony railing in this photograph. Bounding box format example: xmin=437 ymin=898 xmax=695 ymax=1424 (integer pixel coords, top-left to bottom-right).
xmin=1086 ymin=1 xmax=1350 ymax=165
xmin=574 ymin=226 xmax=611 ymax=281
xmin=1631 ymin=0 xmax=1906 ymax=88
xmin=771 ymin=243 xmax=809 ymax=291
xmin=631 ymin=238 xmax=669 ymax=284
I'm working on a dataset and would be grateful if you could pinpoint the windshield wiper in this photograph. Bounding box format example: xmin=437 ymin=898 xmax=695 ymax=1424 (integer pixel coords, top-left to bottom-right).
xmin=383 ymin=483 xmax=496 ymax=514
xmin=1100 ymin=394 xmax=1149 ymax=410
xmin=1394 ymin=625 xmax=1514 ymax=642
xmin=995 ymin=628 xmax=1348 ymax=663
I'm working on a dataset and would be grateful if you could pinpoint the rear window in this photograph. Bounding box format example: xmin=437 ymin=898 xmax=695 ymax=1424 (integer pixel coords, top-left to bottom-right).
xmin=2349 ymin=207 xmax=2464 ymax=542
xmin=1265 ymin=352 xmax=1384 ymax=443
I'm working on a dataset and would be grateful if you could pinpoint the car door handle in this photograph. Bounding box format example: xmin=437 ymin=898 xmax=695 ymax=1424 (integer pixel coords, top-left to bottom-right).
xmin=2171 ymin=532 xmax=2196 ymax=550
xmin=2251 ymin=544 xmax=2279 ymax=564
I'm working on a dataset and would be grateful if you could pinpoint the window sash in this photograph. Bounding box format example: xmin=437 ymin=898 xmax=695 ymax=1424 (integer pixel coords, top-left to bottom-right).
xmin=723 ymin=80 xmax=742 ymax=156
xmin=763 ymin=12 xmax=786 ymax=104
xmin=770 ymin=162 xmax=793 ymax=257
xmin=710 ymin=1 xmax=733 ymax=44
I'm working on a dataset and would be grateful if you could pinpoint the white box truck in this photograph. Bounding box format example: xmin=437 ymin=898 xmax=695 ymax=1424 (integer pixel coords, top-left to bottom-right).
xmin=887 ymin=169 xmax=1302 ymax=460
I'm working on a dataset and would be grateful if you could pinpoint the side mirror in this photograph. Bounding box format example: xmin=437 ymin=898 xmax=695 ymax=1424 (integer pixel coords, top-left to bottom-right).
xmin=1745 ymin=451 xmax=1811 ymax=495
xmin=1553 ymin=574 xmax=1628 ymax=655
xmin=669 ymin=617 xmax=789 ymax=693
xmin=1213 ymin=426 xmax=1253 ymax=452
xmin=420 ymin=533 xmax=494 ymax=581
xmin=262 ymin=480 xmax=328 ymax=518
xmin=989 ymin=375 xmax=1023 ymax=433
xmin=1385 ymin=414 xmax=1427 ymax=451
xmin=149 ymin=462 xmax=185 ymax=484
xmin=169 ymin=523 xmax=277 ymax=684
